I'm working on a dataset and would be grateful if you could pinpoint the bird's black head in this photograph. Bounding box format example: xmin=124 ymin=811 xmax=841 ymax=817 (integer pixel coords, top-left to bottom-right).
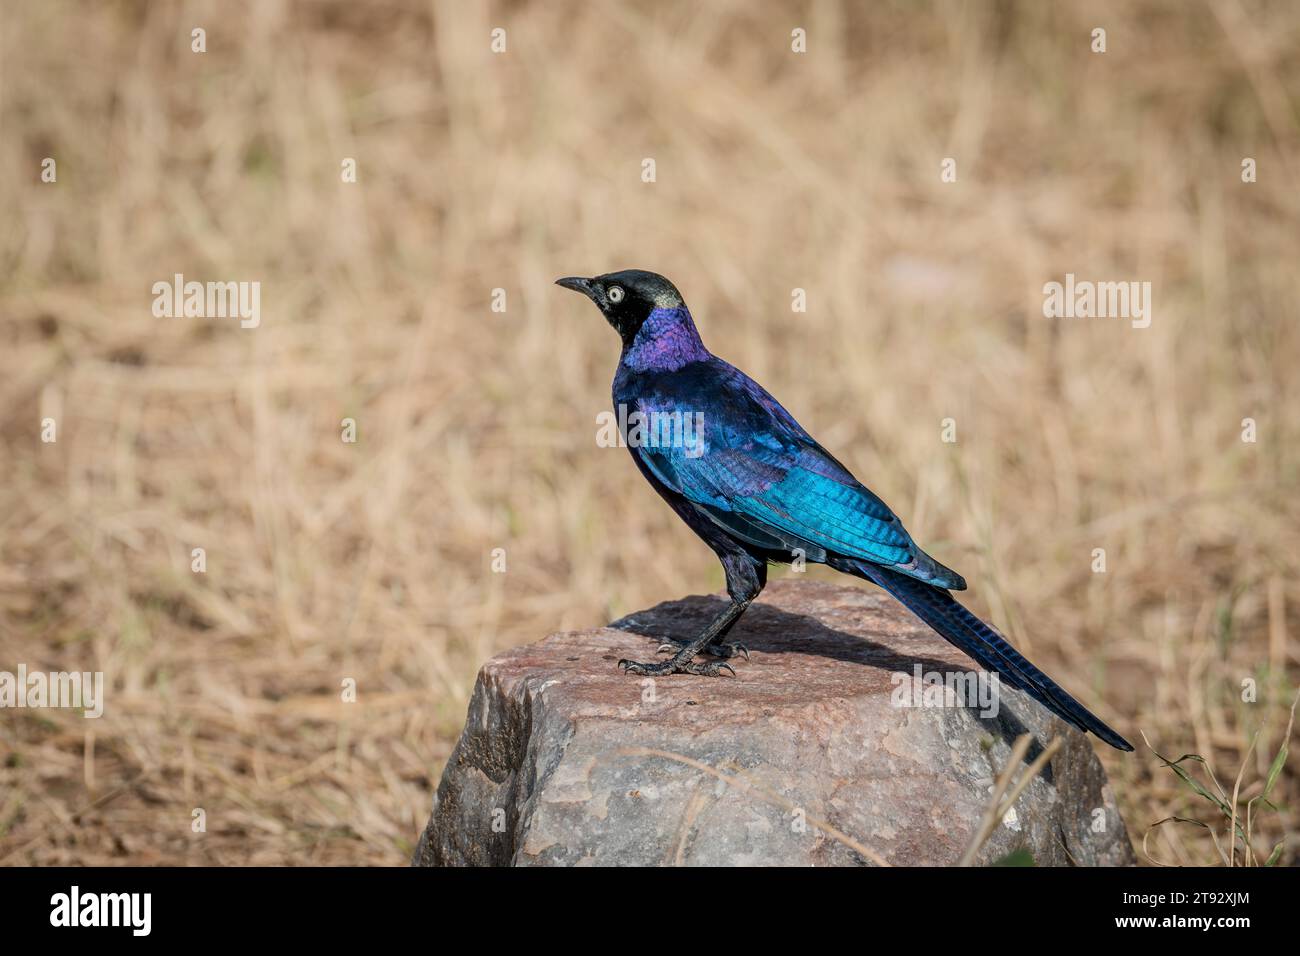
xmin=555 ymin=269 xmax=685 ymax=345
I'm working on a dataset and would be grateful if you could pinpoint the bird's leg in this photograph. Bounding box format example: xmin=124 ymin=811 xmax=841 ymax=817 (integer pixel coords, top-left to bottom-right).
xmin=621 ymin=555 xmax=764 ymax=677
xmin=620 ymin=598 xmax=751 ymax=677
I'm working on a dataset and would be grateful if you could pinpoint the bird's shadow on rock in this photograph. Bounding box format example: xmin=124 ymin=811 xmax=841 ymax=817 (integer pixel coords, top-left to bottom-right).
xmin=613 ymin=595 xmax=1052 ymax=774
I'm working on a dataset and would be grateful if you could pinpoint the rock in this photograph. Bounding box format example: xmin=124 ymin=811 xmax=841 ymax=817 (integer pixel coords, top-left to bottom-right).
xmin=414 ymin=579 xmax=1134 ymax=867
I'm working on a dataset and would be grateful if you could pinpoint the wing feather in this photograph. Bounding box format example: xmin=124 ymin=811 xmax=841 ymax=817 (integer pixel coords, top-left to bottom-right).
xmin=631 ymin=384 xmax=965 ymax=588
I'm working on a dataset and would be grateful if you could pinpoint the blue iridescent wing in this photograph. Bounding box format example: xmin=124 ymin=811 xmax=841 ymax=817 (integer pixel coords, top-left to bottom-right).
xmin=630 ymin=365 xmax=965 ymax=589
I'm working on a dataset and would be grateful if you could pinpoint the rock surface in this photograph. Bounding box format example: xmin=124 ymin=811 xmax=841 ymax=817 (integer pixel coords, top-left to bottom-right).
xmin=414 ymin=579 xmax=1134 ymax=866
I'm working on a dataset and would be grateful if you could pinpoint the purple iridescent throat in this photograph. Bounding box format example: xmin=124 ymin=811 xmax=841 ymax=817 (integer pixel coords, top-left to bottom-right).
xmin=622 ymin=307 xmax=710 ymax=372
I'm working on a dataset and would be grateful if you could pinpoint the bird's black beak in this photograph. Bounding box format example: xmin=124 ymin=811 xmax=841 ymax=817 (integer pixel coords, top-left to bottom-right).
xmin=555 ymin=276 xmax=595 ymax=299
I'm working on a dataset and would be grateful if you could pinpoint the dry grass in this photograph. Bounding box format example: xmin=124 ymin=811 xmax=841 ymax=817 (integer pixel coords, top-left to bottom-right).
xmin=1 ymin=0 xmax=1297 ymax=866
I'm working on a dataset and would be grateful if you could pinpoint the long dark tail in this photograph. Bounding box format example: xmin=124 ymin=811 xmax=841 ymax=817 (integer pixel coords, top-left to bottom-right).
xmin=840 ymin=559 xmax=1133 ymax=752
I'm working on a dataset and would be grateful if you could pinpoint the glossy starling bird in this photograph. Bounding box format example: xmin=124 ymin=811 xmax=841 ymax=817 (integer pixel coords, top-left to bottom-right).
xmin=557 ymin=269 xmax=1132 ymax=751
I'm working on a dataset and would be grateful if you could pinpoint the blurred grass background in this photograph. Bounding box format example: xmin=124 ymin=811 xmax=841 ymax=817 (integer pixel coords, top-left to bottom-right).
xmin=1 ymin=0 xmax=1297 ymax=865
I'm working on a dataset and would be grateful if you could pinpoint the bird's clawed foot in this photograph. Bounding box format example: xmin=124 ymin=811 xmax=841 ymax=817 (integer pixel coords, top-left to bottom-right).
xmin=655 ymin=640 xmax=750 ymax=661
xmin=618 ymin=657 xmax=736 ymax=678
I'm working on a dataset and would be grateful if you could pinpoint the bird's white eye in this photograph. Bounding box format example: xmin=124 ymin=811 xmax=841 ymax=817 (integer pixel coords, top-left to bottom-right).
xmin=607 ymin=286 xmax=625 ymax=304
